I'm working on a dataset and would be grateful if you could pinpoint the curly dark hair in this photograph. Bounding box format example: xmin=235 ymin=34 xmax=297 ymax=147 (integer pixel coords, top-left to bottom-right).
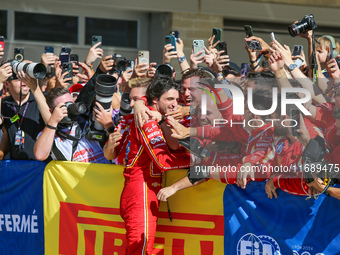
xmin=146 ymin=75 xmax=180 ymax=106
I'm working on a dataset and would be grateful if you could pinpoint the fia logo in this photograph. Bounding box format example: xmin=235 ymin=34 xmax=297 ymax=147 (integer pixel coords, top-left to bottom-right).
xmin=237 ymin=233 xmax=281 ymax=255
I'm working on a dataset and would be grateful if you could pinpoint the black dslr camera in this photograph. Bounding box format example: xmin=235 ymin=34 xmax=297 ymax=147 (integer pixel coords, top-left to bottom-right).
xmin=59 ymin=102 xmax=86 ymax=125
xmin=155 ymin=63 xmax=174 ymax=77
xmin=288 ymin=14 xmax=317 ymax=37
xmin=111 ymin=54 xmax=128 ymax=73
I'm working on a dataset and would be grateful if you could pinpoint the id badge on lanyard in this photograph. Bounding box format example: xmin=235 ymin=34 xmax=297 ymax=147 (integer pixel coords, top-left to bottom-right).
xmin=14 ymin=129 xmax=25 ymax=149
xmin=13 ymin=103 xmax=29 ymax=149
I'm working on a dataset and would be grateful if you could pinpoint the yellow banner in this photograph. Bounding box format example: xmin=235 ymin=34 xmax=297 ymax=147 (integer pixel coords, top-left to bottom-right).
xmin=43 ymin=161 xmax=226 ymax=255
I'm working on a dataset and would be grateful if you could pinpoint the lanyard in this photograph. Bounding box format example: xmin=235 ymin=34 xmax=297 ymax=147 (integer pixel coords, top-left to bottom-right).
xmin=13 ymin=102 xmax=29 ymax=128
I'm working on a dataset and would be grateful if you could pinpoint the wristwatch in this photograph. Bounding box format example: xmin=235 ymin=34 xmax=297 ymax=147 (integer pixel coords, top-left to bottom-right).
xmin=178 ymin=56 xmax=186 ymax=63
xmin=288 ymin=63 xmax=297 ymax=72
xmin=105 ymin=125 xmax=115 ymax=134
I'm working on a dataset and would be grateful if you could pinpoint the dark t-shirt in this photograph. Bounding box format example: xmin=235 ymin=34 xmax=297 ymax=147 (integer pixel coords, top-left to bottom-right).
xmin=2 ymin=92 xmax=45 ymax=160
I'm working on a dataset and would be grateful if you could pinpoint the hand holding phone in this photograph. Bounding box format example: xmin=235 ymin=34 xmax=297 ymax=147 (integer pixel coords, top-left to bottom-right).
xmin=138 ymin=51 xmax=149 ymax=75
xmin=193 ymin=40 xmax=205 ymax=58
xmin=62 ymin=62 xmax=73 ymax=86
xmin=165 ymin=35 xmax=177 ymax=52
xmin=59 ymin=54 xmax=69 ymax=65
xmin=92 ymin=35 xmax=102 ymax=49
xmin=292 ymin=45 xmax=304 ymax=68
xmin=212 ymin=28 xmax=222 ymax=45
xmin=218 ymin=41 xmax=228 ymax=56
xmin=270 ymin=32 xmax=275 ymax=41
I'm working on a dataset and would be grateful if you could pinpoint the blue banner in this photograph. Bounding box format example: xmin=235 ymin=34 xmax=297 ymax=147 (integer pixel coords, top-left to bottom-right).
xmin=0 ymin=160 xmax=45 ymax=255
xmin=224 ymin=181 xmax=340 ymax=255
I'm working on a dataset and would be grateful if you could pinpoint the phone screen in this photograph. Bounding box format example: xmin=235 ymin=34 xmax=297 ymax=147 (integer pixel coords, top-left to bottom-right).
xmin=0 ymin=36 xmax=4 ymax=51
xmin=60 ymin=54 xmax=69 ymax=65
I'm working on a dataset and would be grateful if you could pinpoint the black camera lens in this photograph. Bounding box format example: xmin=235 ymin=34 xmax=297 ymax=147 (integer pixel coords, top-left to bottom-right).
xmin=288 ymin=14 xmax=317 ymax=37
xmin=155 ymin=64 xmax=174 ymax=77
xmin=65 ymin=102 xmax=86 ymax=116
xmin=59 ymin=102 xmax=86 ymax=125
xmin=288 ymin=21 xmax=309 ymax=37
xmin=116 ymin=60 xmax=128 ymax=72
xmin=94 ymin=74 xmax=117 ymax=130
xmin=12 ymin=61 xmax=47 ymax=79
xmin=166 ymin=38 xmax=171 ymax=43
xmin=118 ymin=93 xmax=132 ymax=120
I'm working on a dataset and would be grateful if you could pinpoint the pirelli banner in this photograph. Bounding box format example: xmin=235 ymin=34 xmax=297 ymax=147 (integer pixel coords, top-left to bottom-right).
xmin=1 ymin=160 xmax=340 ymax=255
xmin=43 ymin=161 xmax=225 ymax=255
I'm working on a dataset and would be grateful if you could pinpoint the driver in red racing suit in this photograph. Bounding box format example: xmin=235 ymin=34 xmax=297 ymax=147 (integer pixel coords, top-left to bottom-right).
xmin=120 ymin=76 xmax=190 ymax=255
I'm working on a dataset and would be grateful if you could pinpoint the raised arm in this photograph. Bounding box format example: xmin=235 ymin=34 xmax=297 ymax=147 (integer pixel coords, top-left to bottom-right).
xmin=17 ymin=71 xmax=51 ymax=124
xmin=34 ymin=102 xmax=67 ymax=161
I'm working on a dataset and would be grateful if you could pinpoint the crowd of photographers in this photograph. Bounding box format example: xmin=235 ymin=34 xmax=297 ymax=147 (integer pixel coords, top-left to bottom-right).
xmin=1 ymin=13 xmax=340 ymax=254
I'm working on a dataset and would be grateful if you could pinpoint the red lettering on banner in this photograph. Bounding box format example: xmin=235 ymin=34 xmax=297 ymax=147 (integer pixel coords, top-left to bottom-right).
xmin=153 ymin=237 xmax=165 ymax=255
xmin=84 ymin=230 xmax=96 ymax=255
xmin=156 ymin=211 xmax=224 ymax=235
xmin=200 ymin=240 xmax=214 ymax=254
xmin=172 ymin=239 xmax=185 ymax=255
xmin=59 ymin=202 xmax=125 ymax=255
xmin=59 ymin=202 xmax=223 ymax=254
xmin=102 ymin=232 xmax=126 ymax=255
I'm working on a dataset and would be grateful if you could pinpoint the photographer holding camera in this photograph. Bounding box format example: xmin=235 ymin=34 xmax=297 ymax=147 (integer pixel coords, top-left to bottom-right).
xmin=33 ymin=52 xmax=123 ymax=163
xmin=0 ymin=59 xmax=51 ymax=161
xmin=33 ymin=86 xmax=110 ymax=163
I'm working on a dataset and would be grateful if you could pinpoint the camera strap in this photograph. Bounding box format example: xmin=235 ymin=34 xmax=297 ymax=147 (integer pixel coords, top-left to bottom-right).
xmin=56 ymin=118 xmax=91 ymax=142
xmin=53 ymin=118 xmax=92 ymax=161
xmin=310 ymin=31 xmax=319 ymax=83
